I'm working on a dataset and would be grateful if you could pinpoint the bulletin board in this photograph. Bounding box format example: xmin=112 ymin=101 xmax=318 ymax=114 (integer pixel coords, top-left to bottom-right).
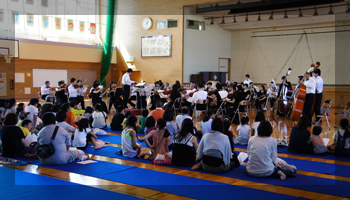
xmin=0 ymin=73 xmax=7 ymax=96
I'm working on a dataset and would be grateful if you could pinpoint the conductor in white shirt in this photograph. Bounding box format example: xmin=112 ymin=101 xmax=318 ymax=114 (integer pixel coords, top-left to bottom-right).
xmin=300 ymin=72 xmax=316 ymax=126
xmin=41 ymin=81 xmax=54 ymax=101
xmin=122 ymin=68 xmax=136 ymax=109
xmin=313 ymin=69 xmax=323 ymax=123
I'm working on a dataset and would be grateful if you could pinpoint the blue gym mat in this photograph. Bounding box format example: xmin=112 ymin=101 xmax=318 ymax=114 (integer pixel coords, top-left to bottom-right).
xmin=0 ymin=167 xmax=141 ymax=200
xmin=17 ymin=158 xmax=299 ymax=200
xmin=104 ymin=126 xmax=145 ymax=136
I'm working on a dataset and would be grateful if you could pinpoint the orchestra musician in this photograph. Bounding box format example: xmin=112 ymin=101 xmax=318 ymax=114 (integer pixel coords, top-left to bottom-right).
xmin=225 ymin=85 xmax=246 ymax=123
xmin=151 ymin=81 xmax=162 ymax=110
xmin=277 ymin=76 xmax=292 ymax=116
xmin=56 ymin=80 xmax=68 ymax=105
xmin=243 ymin=74 xmax=252 ymax=85
xmin=205 ymin=82 xmax=212 ymax=92
xmin=266 ymin=81 xmax=278 ymax=110
xmin=107 ymin=81 xmax=122 ymax=113
xmin=134 ymin=82 xmax=147 ymax=109
xmin=255 ymin=85 xmax=267 ymax=111
xmin=91 ymin=82 xmax=108 ymax=113
xmin=68 ymin=78 xmax=80 ymax=104
xmin=41 ymin=81 xmax=55 ymax=102
xmin=76 ymin=79 xmax=88 ymax=110
xmin=243 ymin=84 xmax=251 ymax=100
xmin=300 ymin=71 xmax=316 ymax=126
xmin=313 ymin=68 xmax=323 ymax=123
xmin=189 ymin=83 xmax=207 ymax=112
xmin=128 ymin=83 xmax=137 ymax=109
xmin=122 ymin=68 xmax=136 ymax=109
xmin=208 ymin=83 xmax=222 ymax=109
xmin=162 ymin=84 xmax=181 ymax=110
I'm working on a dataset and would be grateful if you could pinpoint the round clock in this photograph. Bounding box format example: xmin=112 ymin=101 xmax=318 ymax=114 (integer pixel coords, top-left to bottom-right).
xmin=142 ymin=17 xmax=152 ymax=30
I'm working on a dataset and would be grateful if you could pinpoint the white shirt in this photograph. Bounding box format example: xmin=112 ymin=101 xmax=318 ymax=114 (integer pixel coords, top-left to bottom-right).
xmin=68 ymin=84 xmax=78 ymax=98
xmin=77 ymin=86 xmax=88 ymax=96
xmin=92 ymin=111 xmax=107 ymax=128
xmin=176 ymin=114 xmax=192 ymax=130
xmin=244 ymin=79 xmax=252 ymax=85
xmin=56 ymin=121 xmax=75 ymax=133
xmin=246 ymin=136 xmax=278 ymax=177
xmin=73 ymin=128 xmax=91 ymax=147
xmin=201 ymin=119 xmax=212 ymax=135
xmin=122 ymin=72 xmax=134 ymax=86
xmin=251 ymin=122 xmax=260 ymax=136
xmin=190 ymin=89 xmax=208 ymax=104
xmin=304 ymin=77 xmax=316 ymax=94
xmin=314 ymin=76 xmax=323 ymax=94
xmin=197 ymin=131 xmax=232 ymax=166
xmin=234 ymin=124 xmax=251 ymax=145
xmin=41 ymin=85 xmax=53 ymax=95
xmin=122 ymin=128 xmax=140 ymax=158
xmin=25 ymin=105 xmax=38 ymax=125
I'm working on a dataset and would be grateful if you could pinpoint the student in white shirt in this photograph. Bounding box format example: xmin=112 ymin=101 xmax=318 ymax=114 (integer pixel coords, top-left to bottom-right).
xmin=25 ymin=98 xmax=39 ymax=130
xmin=301 ymin=70 xmax=316 ymax=126
xmin=251 ymin=111 xmax=265 ymax=137
xmin=76 ymin=79 xmax=88 ymax=110
xmin=176 ymin=107 xmax=192 ymax=131
xmin=122 ymin=68 xmax=136 ymax=109
xmin=73 ymin=118 xmax=101 ymax=150
xmin=92 ymin=103 xmax=107 ymax=129
xmin=243 ymin=74 xmax=253 ymax=86
xmin=234 ymin=116 xmax=250 ymax=145
xmin=55 ymin=111 xmax=75 ymax=139
xmin=313 ymin=68 xmax=323 ymax=123
xmin=68 ymin=78 xmax=80 ymax=104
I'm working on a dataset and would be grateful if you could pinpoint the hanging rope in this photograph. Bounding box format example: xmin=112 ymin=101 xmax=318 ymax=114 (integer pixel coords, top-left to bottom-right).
xmin=254 ymin=37 xmax=275 ymax=78
xmin=304 ymin=32 xmax=314 ymax=64
xmin=241 ymin=36 xmax=253 ymax=81
xmin=274 ymin=34 xmax=304 ymax=80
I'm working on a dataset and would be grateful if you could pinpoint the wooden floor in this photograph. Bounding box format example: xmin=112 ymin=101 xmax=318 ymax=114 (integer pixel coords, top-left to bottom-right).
xmin=3 ymin=98 xmax=349 ymax=199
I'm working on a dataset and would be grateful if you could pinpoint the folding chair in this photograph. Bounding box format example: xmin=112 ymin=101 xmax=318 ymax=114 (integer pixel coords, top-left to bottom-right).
xmin=172 ymin=97 xmax=182 ymax=116
xmin=334 ymin=102 xmax=350 ymax=128
xmin=231 ymin=100 xmax=250 ymax=124
xmin=193 ymin=99 xmax=208 ymax=122
xmin=313 ymin=99 xmax=332 ymax=130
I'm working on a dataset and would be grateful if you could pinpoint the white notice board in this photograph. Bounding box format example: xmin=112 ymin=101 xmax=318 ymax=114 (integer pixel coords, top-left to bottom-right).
xmin=32 ymin=69 xmax=67 ymax=87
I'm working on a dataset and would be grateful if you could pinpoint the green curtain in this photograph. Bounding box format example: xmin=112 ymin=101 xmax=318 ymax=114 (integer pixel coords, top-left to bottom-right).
xmin=99 ymin=0 xmax=116 ymax=88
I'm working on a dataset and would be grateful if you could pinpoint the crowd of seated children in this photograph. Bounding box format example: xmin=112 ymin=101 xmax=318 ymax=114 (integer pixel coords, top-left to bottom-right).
xmin=251 ymin=111 xmax=265 ymax=137
xmin=193 ymin=118 xmax=240 ymax=173
xmin=138 ymin=109 xmax=148 ymax=133
xmin=110 ymin=105 xmax=125 ymax=131
xmin=247 ymin=120 xmax=297 ymax=180
xmin=120 ymin=115 xmax=142 ymax=158
xmin=172 ymin=118 xmax=198 ymax=166
xmin=288 ymin=116 xmax=313 ymax=154
xmin=73 ymin=118 xmax=102 ymax=150
xmin=201 ymin=109 xmax=214 ymax=135
xmin=234 ymin=116 xmax=250 ymax=145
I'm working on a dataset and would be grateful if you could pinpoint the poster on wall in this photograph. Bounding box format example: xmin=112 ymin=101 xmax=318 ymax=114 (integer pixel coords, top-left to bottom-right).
xmin=0 ymin=73 xmax=7 ymax=96
xmin=55 ymin=17 xmax=61 ymax=30
xmin=90 ymin=23 xmax=96 ymax=34
xmin=141 ymin=35 xmax=171 ymax=58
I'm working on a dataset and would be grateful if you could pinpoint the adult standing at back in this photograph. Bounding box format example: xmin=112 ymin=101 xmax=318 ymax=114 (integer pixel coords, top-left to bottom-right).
xmin=313 ymin=67 xmax=323 ymax=123
xmin=122 ymin=68 xmax=136 ymax=109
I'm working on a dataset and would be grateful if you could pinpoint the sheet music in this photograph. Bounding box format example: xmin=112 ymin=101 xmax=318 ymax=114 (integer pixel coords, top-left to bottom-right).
xmin=136 ymin=82 xmax=146 ymax=87
xmin=218 ymin=90 xmax=228 ymax=99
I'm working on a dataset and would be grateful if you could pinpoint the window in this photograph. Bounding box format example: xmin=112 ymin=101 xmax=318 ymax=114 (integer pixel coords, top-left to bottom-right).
xmin=0 ymin=0 xmax=116 ymax=46
xmin=186 ymin=20 xmax=205 ymax=30
xmin=157 ymin=20 xmax=167 ymax=29
xmin=167 ymin=19 xmax=177 ymax=28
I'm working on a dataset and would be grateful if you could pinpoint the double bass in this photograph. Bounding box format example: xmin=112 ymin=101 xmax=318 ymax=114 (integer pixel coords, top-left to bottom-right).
xmin=290 ymin=66 xmax=317 ymax=121
xmin=278 ymin=68 xmax=293 ymax=114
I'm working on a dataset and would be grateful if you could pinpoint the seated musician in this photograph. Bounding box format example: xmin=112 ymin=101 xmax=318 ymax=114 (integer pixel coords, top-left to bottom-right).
xmin=205 ymin=82 xmax=212 ymax=92
xmin=150 ymin=81 xmax=162 ymax=110
xmin=76 ymin=79 xmax=88 ymax=110
xmin=162 ymin=84 xmax=181 ymax=110
xmin=164 ymin=82 xmax=172 ymax=90
xmin=243 ymin=84 xmax=251 ymax=100
xmin=128 ymin=83 xmax=137 ymax=109
xmin=255 ymin=85 xmax=267 ymax=111
xmin=208 ymin=83 xmax=222 ymax=110
xmin=56 ymin=81 xmax=68 ymax=105
xmin=91 ymin=82 xmax=108 ymax=113
xmin=225 ymin=85 xmax=247 ymax=121
xmin=189 ymin=83 xmax=207 ymax=111
xmin=267 ymin=82 xmax=278 ymax=110
xmin=41 ymin=81 xmax=54 ymax=101
xmin=107 ymin=81 xmax=121 ymax=113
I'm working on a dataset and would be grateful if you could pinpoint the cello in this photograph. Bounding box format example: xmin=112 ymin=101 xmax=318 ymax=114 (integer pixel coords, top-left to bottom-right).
xmin=278 ymin=68 xmax=293 ymax=115
xmin=290 ymin=66 xmax=317 ymax=121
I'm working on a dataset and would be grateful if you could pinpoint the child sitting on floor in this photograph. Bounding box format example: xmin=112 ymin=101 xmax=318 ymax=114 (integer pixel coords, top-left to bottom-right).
xmin=21 ymin=119 xmax=33 ymax=137
xmin=138 ymin=109 xmax=149 ymax=133
xmin=73 ymin=118 xmax=104 ymax=150
xmin=56 ymin=110 xmax=76 ymax=139
xmin=201 ymin=109 xmax=214 ymax=135
xmin=251 ymin=111 xmax=265 ymax=136
xmin=92 ymin=104 xmax=107 ymax=129
xmin=309 ymin=126 xmax=327 ymax=155
xmin=330 ymin=119 xmax=350 ymax=156
xmin=234 ymin=116 xmax=250 ymax=145
xmin=110 ymin=105 xmax=125 ymax=131
xmin=16 ymin=111 xmax=29 ymax=127
xmin=122 ymin=111 xmax=132 ymax=130
xmin=144 ymin=116 xmax=155 ymax=135
xmin=119 ymin=115 xmax=142 ymax=158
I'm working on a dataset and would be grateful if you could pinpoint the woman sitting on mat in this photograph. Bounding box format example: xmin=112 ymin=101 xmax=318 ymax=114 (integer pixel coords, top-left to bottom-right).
xmin=192 ymin=118 xmax=240 ymax=173
xmin=247 ymin=121 xmax=297 ymax=180
xmin=143 ymin=118 xmax=170 ymax=160
xmin=144 ymin=116 xmax=155 ymax=135
xmin=120 ymin=115 xmax=142 ymax=158
xmin=288 ymin=116 xmax=313 ymax=154
xmin=172 ymin=118 xmax=198 ymax=166
xmin=37 ymin=113 xmax=84 ymax=165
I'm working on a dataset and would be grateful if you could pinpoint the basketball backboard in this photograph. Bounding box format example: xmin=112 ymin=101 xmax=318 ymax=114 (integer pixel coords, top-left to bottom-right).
xmin=0 ymin=38 xmax=19 ymax=58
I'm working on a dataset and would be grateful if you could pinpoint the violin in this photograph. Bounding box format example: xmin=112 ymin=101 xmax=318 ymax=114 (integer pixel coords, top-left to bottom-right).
xmin=208 ymin=89 xmax=218 ymax=96
xmin=74 ymin=85 xmax=84 ymax=89
xmin=162 ymin=89 xmax=173 ymax=95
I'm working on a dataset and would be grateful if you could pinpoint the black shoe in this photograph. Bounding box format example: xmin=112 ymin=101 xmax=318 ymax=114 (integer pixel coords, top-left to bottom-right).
xmin=115 ymin=150 xmax=122 ymax=155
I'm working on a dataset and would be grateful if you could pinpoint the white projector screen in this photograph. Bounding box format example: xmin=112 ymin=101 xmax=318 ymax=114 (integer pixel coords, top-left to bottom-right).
xmin=33 ymin=69 xmax=67 ymax=88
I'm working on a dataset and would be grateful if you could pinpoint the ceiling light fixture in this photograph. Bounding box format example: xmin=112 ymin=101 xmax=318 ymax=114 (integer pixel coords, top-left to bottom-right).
xmin=328 ymin=5 xmax=334 ymax=15
xmin=257 ymin=12 xmax=261 ymax=21
xmin=269 ymin=11 xmax=274 ymax=20
xmin=221 ymin=16 xmax=225 ymax=24
xmin=313 ymin=7 xmax=318 ymax=16
xmin=284 ymin=10 xmax=288 ymax=18
xmin=298 ymin=8 xmax=303 ymax=17
xmin=245 ymin=13 xmax=249 ymax=22
xmin=233 ymin=15 xmax=237 ymax=23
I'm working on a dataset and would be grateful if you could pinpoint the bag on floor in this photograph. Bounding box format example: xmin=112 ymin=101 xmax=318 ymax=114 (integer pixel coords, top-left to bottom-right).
xmin=25 ymin=132 xmax=38 ymax=146
xmin=93 ymin=128 xmax=107 ymax=136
